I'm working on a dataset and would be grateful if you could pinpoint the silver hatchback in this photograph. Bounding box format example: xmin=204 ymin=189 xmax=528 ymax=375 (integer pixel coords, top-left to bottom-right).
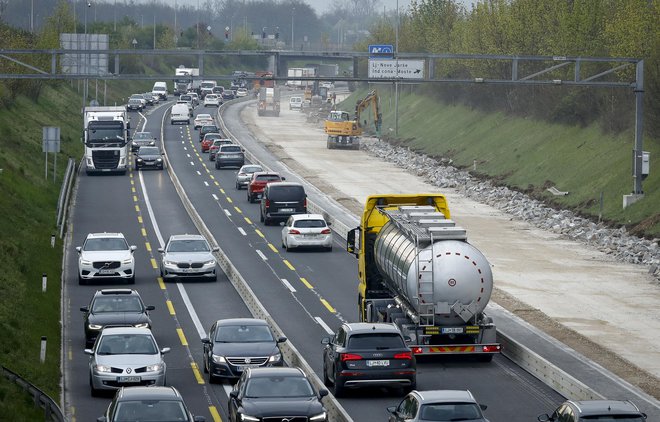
xmin=158 ymin=234 xmax=219 ymax=281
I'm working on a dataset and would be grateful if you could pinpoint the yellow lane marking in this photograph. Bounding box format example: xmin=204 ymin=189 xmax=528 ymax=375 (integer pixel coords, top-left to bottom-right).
xmin=206 ymin=167 xmax=211 ymax=174
xmin=177 ymin=328 xmax=188 ymax=346
xmin=220 ymin=188 xmax=225 ymax=194
xmin=130 ymin=179 xmax=134 ymax=185
xmin=244 ymin=217 xmax=252 ymax=224
xmin=209 ymin=406 xmax=222 ymax=422
xmin=68 ymin=349 xmax=72 ymax=361
xmin=138 ymin=216 xmax=143 ymax=224
xmin=233 ymin=207 xmax=242 ymax=214
xmin=210 ymin=175 xmax=215 ymax=180
xmin=141 ymin=228 xmax=147 ymax=237
xmin=145 ymin=242 xmax=151 ymax=252
xmin=135 ymin=205 xmax=140 ymax=212
xmin=255 ymin=229 xmax=265 ymax=238
xmin=214 ymin=181 xmax=220 ymax=186
xmin=226 ymin=197 xmax=233 ymax=204
xmin=133 ymin=195 xmax=138 ymax=202
xmin=191 ymin=362 xmax=205 ymax=384
xmin=129 ymin=173 xmax=134 ymax=179
xmin=166 ymin=300 xmax=175 ymax=315
xmin=132 ymin=187 xmax=136 ymax=193
xmin=300 ymin=277 xmax=313 ymax=289
xmin=283 ymin=260 xmax=295 ymax=271
xmin=158 ymin=277 xmax=165 ymax=289
xmin=321 ymin=299 xmax=336 ymax=313
xmin=150 ymin=258 xmax=158 ymax=269
xmin=268 ymin=243 xmax=278 ymax=253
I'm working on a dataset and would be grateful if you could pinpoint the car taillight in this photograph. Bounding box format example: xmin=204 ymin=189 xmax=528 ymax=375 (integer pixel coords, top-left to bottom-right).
xmin=411 ymin=347 xmax=423 ymax=354
xmin=304 ymin=198 xmax=307 ymax=207
xmin=321 ymin=229 xmax=331 ymax=234
xmin=340 ymin=353 xmax=363 ymax=362
xmin=288 ymin=229 xmax=301 ymax=235
xmin=394 ymin=352 xmax=412 ymax=360
xmin=265 ymin=199 xmax=270 ymax=207
xmin=482 ymin=345 xmax=501 ymax=353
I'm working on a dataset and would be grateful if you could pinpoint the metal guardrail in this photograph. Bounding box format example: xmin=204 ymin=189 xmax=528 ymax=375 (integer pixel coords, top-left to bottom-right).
xmin=1 ymin=366 xmax=66 ymax=422
xmin=56 ymin=158 xmax=77 ymax=238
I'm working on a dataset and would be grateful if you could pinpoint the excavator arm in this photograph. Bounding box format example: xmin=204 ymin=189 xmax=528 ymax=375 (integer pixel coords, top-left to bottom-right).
xmin=355 ymin=90 xmax=382 ymax=135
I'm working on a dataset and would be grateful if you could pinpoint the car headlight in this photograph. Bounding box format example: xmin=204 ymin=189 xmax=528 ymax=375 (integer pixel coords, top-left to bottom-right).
xmin=87 ymin=324 xmax=103 ymax=330
xmin=268 ymin=353 xmax=281 ymax=363
xmin=136 ymin=158 xmax=143 ymax=162
xmin=134 ymin=323 xmax=149 ymax=329
xmin=240 ymin=415 xmax=259 ymax=422
xmin=163 ymin=260 xmax=175 ymax=267
xmin=94 ymin=364 xmax=112 ymax=373
xmin=145 ymin=363 xmax=163 ymax=372
xmin=310 ymin=412 xmax=327 ymax=421
xmin=211 ymin=354 xmax=226 ymax=364
xmin=122 ymin=258 xmax=133 ymax=265
xmin=204 ymin=259 xmax=216 ymax=266
xmin=156 ymin=158 xmax=162 ymax=162
xmin=80 ymin=259 xmax=92 ymax=266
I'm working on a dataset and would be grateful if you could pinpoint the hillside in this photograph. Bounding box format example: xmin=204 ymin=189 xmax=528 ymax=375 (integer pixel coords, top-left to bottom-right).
xmin=344 ymin=86 xmax=659 ymax=237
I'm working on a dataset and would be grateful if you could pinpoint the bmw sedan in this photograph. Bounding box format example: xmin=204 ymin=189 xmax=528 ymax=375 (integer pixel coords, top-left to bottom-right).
xmin=86 ymin=327 xmax=169 ymax=396
xmin=228 ymin=367 xmax=328 ymax=422
xmin=77 ymin=232 xmax=136 ymax=285
xmin=134 ymin=146 xmax=164 ymax=170
xmin=201 ymin=318 xmax=287 ymax=382
xmin=158 ymin=234 xmax=218 ymax=281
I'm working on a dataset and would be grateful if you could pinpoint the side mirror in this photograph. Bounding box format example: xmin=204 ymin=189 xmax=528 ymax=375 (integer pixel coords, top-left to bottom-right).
xmin=318 ymin=389 xmax=329 ymax=398
xmin=212 ymin=247 xmax=220 ymax=252
xmin=537 ymin=415 xmax=551 ymax=422
xmin=76 ymin=246 xmax=82 ymax=254
xmin=403 ymin=336 xmax=412 ymax=343
xmin=326 ymin=221 xmax=332 ymax=227
xmin=193 ymin=417 xmax=206 ymax=422
xmin=277 ymin=336 xmax=287 ymax=343
xmin=386 ymin=406 xmax=397 ymax=414
xmin=229 ymin=390 xmax=238 ymax=399
xmin=130 ymin=245 xmax=137 ymax=252
xmin=201 ymin=337 xmax=212 ymax=345
xmin=97 ymin=417 xmax=108 ymax=422
xmin=479 ymin=404 xmax=487 ymax=411
xmin=146 ymin=305 xmax=155 ymax=311
xmin=84 ymin=349 xmax=94 ymax=355
xmin=161 ymin=347 xmax=171 ymax=354
xmin=157 ymin=248 xmax=164 ymax=253
xmin=321 ymin=337 xmax=330 ymax=345
xmin=80 ymin=306 xmax=89 ymax=312
xmin=281 ymin=176 xmax=286 ymax=181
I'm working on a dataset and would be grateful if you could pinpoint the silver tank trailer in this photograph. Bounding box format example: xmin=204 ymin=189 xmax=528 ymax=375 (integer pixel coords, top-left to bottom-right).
xmin=373 ymin=207 xmax=493 ymax=325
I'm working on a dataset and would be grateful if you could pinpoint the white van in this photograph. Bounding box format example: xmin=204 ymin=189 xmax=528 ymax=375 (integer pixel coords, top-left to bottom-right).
xmin=289 ymin=96 xmax=302 ymax=111
xmin=152 ymin=81 xmax=168 ymax=100
xmin=170 ymin=103 xmax=190 ymax=125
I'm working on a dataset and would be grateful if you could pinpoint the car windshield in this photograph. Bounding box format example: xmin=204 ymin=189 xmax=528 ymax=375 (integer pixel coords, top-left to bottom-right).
xmin=420 ymin=403 xmax=483 ymax=421
xmin=201 ymin=126 xmax=218 ymax=132
xmin=241 ymin=166 xmax=262 ymax=174
xmin=294 ymin=219 xmax=326 ymax=228
xmin=220 ymin=146 xmax=241 ymax=153
xmin=268 ymin=186 xmax=304 ymax=201
xmin=196 ymin=114 xmax=211 ymax=120
xmin=129 ymin=99 xmax=141 ymax=104
xmin=206 ymin=95 xmax=217 ymax=99
xmin=92 ymin=296 xmax=142 ymax=313
xmin=245 ymin=376 xmax=314 ymax=398
xmin=215 ymin=325 xmax=274 ymax=343
xmin=133 ymin=133 xmax=152 ymax=140
xmin=138 ymin=147 xmax=160 ymax=155
xmin=114 ymin=400 xmax=187 ymax=421
xmin=167 ymin=239 xmax=210 ymax=253
xmin=97 ymin=334 xmax=157 ymax=355
xmin=83 ymin=237 xmax=129 ymax=251
xmin=204 ymin=134 xmax=221 ymax=141
xmin=180 ymin=95 xmax=192 ymax=101
xmin=347 ymin=333 xmax=405 ymax=349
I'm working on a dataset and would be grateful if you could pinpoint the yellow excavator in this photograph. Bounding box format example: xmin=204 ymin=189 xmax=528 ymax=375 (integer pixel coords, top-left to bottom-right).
xmin=323 ymin=90 xmax=381 ymax=150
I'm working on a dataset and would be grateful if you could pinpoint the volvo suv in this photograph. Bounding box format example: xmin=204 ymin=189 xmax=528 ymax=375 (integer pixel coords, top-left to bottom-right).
xmin=77 ymin=233 xmax=137 ymax=285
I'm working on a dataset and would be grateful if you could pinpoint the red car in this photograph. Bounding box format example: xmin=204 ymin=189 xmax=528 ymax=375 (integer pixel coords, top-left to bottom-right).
xmin=201 ymin=133 xmax=223 ymax=153
xmin=247 ymin=172 xmax=285 ymax=203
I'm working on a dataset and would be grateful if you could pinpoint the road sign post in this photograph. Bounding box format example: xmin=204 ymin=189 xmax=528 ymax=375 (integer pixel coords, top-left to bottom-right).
xmin=42 ymin=126 xmax=61 ymax=182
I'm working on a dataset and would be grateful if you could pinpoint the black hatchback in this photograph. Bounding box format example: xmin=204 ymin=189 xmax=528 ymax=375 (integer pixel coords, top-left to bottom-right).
xmin=259 ymin=182 xmax=307 ymax=225
xmin=322 ymin=322 xmax=416 ymax=397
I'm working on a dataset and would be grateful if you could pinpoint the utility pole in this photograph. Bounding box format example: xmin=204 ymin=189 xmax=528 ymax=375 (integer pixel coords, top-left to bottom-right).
xmin=394 ymin=0 xmax=399 ymax=137
xmin=291 ymin=7 xmax=294 ymax=49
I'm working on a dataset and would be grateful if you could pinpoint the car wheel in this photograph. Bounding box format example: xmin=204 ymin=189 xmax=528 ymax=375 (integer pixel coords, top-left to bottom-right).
xmin=325 ymin=246 xmax=333 ymax=252
xmin=90 ymin=377 xmax=100 ymax=397
xmin=236 ymin=182 xmax=240 ymax=189
xmin=323 ymin=365 xmax=331 ymax=387
xmin=127 ymin=275 xmax=135 ymax=285
xmin=260 ymin=211 xmax=264 ymax=222
xmin=215 ymin=161 xmax=220 ymax=169
xmin=78 ymin=274 xmax=85 ymax=285
xmin=332 ymin=377 xmax=345 ymax=397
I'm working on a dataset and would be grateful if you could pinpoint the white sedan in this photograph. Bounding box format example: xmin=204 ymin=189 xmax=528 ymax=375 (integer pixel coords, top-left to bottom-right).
xmin=281 ymin=214 xmax=333 ymax=252
xmin=235 ymin=87 xmax=249 ymax=97
xmin=204 ymin=94 xmax=221 ymax=107
xmin=194 ymin=113 xmax=214 ymax=129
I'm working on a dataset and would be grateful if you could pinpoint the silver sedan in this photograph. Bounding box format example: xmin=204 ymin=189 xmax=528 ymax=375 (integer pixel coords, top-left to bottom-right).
xmin=235 ymin=164 xmax=263 ymax=189
xmin=158 ymin=234 xmax=218 ymax=281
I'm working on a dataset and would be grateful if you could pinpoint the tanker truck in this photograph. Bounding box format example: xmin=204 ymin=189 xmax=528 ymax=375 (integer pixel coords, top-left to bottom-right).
xmin=346 ymin=194 xmax=500 ymax=360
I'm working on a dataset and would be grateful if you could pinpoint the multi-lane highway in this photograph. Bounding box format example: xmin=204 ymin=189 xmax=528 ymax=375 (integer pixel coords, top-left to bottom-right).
xmin=63 ymin=99 xmax=564 ymax=421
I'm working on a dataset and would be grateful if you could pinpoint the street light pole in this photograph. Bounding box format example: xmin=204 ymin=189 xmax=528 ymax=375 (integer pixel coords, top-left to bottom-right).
xmin=394 ymin=0 xmax=399 ymax=137
xmin=291 ymin=7 xmax=294 ymax=50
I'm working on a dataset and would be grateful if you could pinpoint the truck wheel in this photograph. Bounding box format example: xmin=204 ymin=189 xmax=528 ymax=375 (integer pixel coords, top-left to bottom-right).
xmin=477 ymin=354 xmax=494 ymax=362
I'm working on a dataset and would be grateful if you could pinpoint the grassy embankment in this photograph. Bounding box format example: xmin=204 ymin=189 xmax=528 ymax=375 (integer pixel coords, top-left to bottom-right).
xmin=345 ymin=86 xmax=660 ymax=237
xmin=0 ymin=78 xmax=152 ymax=419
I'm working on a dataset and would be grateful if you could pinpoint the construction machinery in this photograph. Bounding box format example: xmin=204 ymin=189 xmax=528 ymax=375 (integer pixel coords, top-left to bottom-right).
xmin=257 ymin=87 xmax=280 ymax=117
xmin=355 ymin=89 xmax=382 ymax=136
xmin=346 ymin=194 xmax=500 ymax=359
xmin=322 ymin=90 xmax=381 ymax=150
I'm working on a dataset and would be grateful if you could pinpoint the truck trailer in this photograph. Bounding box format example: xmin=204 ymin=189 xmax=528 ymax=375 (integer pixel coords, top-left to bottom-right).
xmin=347 ymin=194 xmax=500 ymax=360
xmin=83 ymin=106 xmax=130 ymax=175
xmin=257 ymin=87 xmax=280 ymax=117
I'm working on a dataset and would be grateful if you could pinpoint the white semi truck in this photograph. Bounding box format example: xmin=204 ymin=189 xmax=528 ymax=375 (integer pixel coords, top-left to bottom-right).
xmin=173 ymin=66 xmax=200 ymax=96
xmin=83 ymin=106 xmax=130 ymax=175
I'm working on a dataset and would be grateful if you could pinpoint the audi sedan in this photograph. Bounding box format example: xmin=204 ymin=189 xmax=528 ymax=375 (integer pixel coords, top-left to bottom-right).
xmin=194 ymin=113 xmax=214 ymax=130
xmin=85 ymin=327 xmax=169 ymax=396
xmin=77 ymin=233 xmax=137 ymax=285
xmin=158 ymin=234 xmax=218 ymax=281
xmin=228 ymin=367 xmax=328 ymax=422
xmin=201 ymin=318 xmax=287 ymax=382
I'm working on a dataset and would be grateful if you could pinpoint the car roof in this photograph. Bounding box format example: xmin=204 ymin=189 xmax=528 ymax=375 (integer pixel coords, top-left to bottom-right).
xmin=86 ymin=232 xmax=125 ymax=239
xmin=100 ymin=326 xmax=152 ymax=335
xmin=342 ymin=322 xmax=402 ymax=335
xmin=94 ymin=289 xmax=139 ymax=297
xmin=413 ymin=390 xmax=477 ymax=403
xmin=569 ymin=400 xmax=643 ymax=416
xmin=116 ymin=386 xmax=182 ymax=401
xmin=216 ymin=318 xmax=269 ymax=327
xmin=246 ymin=367 xmax=305 ymax=378
xmin=289 ymin=214 xmax=326 ymax=222
xmin=168 ymin=234 xmax=206 ymax=242
xmin=252 ymin=171 xmax=280 ymax=177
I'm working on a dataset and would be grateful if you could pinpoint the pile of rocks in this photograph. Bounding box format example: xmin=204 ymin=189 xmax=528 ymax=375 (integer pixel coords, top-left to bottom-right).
xmin=362 ymin=139 xmax=660 ymax=279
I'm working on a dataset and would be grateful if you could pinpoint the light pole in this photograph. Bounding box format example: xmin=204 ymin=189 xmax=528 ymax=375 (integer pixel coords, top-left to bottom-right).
xmin=291 ymin=7 xmax=294 ymax=49
xmin=113 ymin=0 xmax=116 ymax=31
xmin=394 ymin=0 xmax=400 ymax=137
xmin=174 ymin=0 xmax=178 ymax=46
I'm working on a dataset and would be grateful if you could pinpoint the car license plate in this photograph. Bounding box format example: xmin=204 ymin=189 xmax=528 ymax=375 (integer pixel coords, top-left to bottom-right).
xmin=279 ymin=208 xmax=294 ymax=212
xmin=230 ymin=154 xmax=241 ymax=158
xmin=118 ymin=376 xmax=141 ymax=383
xmin=366 ymin=360 xmax=390 ymax=367
xmin=442 ymin=327 xmax=464 ymax=334
xmin=98 ymin=269 xmax=115 ymax=275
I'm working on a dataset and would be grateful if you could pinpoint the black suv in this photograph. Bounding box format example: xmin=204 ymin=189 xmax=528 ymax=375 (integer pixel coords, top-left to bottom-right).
xmin=228 ymin=367 xmax=328 ymax=422
xmin=538 ymin=400 xmax=647 ymax=422
xmin=322 ymin=322 xmax=416 ymax=397
xmin=201 ymin=318 xmax=287 ymax=382
xmin=259 ymin=182 xmax=307 ymax=225
xmin=199 ymin=124 xmax=220 ymax=142
xmin=80 ymin=289 xmax=155 ymax=347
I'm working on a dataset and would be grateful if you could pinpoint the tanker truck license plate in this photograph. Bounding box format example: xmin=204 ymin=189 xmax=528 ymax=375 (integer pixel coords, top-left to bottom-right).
xmin=442 ymin=327 xmax=464 ymax=334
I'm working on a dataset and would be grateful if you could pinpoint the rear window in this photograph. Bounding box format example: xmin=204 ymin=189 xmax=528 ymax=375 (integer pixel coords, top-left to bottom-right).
xmin=256 ymin=175 xmax=281 ymax=182
xmin=347 ymin=333 xmax=405 ymax=349
xmin=268 ymin=185 xmax=305 ymax=202
xmin=293 ymin=219 xmax=326 ymax=228
xmin=220 ymin=145 xmax=241 ymax=153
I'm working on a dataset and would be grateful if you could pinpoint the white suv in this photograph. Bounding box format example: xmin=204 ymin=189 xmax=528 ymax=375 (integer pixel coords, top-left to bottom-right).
xmin=77 ymin=233 xmax=137 ymax=285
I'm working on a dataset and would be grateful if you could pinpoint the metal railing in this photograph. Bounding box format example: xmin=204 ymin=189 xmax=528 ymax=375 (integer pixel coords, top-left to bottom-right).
xmin=1 ymin=366 xmax=66 ymax=422
xmin=56 ymin=158 xmax=77 ymax=238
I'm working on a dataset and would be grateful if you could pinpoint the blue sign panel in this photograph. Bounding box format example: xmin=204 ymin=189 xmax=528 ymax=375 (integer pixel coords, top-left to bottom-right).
xmin=368 ymin=44 xmax=394 ymax=58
